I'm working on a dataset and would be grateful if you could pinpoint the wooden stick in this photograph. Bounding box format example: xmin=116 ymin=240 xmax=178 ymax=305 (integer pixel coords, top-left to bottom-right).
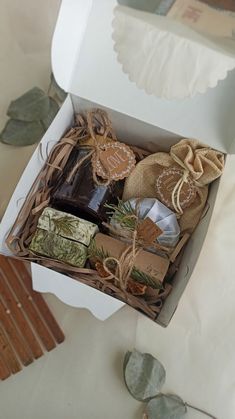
xmin=0 ymin=298 xmax=33 ymax=366
xmin=169 ymin=234 xmax=190 ymax=263
xmin=0 ymin=326 xmax=21 ymax=374
xmin=0 ymin=271 xmax=43 ymax=359
xmin=0 ymin=354 xmax=11 ymax=380
xmin=11 ymin=260 xmax=65 ymax=344
xmin=0 ymin=257 xmax=56 ymax=352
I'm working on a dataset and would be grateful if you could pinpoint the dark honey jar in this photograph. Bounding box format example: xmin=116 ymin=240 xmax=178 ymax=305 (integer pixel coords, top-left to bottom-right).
xmin=52 ymin=147 xmax=124 ymax=224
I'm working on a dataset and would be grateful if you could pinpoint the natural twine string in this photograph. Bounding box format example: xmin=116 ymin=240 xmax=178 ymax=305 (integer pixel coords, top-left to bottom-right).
xmin=171 ymin=170 xmax=189 ymax=215
xmin=102 ymin=207 xmax=142 ymax=291
xmin=171 ymin=154 xmax=203 ymax=216
xmin=66 ymin=108 xmax=117 ymax=186
xmin=102 ymin=231 xmax=141 ymax=291
xmin=101 ymin=198 xmax=173 ymax=291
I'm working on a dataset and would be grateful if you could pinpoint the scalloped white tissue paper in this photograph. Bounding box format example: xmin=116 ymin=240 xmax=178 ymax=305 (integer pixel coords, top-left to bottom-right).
xmin=112 ymin=5 xmax=235 ymax=99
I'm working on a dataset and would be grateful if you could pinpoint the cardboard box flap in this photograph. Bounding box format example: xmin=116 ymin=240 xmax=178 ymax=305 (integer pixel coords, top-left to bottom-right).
xmin=52 ymin=0 xmax=235 ymax=153
xmin=51 ymin=0 xmax=93 ymax=93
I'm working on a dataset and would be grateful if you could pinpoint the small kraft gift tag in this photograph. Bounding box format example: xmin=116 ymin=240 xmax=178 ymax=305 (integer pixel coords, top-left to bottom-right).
xmin=137 ymin=218 xmax=163 ymax=246
xmin=156 ymin=167 xmax=196 ymax=212
xmin=92 ymin=142 xmax=136 ymax=181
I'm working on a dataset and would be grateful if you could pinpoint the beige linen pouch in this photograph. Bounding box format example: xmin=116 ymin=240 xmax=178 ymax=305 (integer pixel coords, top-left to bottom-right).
xmin=123 ymin=139 xmax=224 ymax=233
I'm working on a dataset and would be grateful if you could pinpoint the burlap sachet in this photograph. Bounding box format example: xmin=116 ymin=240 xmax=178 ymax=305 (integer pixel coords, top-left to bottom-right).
xmin=123 ymin=139 xmax=224 ymax=233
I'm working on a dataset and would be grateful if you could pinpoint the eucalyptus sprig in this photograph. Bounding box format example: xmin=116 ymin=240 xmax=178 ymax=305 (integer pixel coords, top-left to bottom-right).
xmin=0 ymin=74 xmax=67 ymax=147
xmin=124 ymin=350 xmax=218 ymax=419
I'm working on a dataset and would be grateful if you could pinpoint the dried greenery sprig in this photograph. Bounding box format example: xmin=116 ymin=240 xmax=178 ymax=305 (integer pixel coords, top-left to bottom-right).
xmin=52 ymin=216 xmax=79 ymax=237
xmin=88 ymin=240 xmax=162 ymax=290
xmin=105 ymin=199 xmax=138 ymax=231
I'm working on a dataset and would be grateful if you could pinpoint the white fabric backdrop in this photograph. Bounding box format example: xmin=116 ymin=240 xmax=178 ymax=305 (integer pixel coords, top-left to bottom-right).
xmin=1 ymin=1 xmax=235 ymax=418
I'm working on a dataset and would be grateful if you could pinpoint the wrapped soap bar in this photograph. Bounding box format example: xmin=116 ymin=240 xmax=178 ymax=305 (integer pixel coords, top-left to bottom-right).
xmin=29 ymin=207 xmax=98 ymax=267
xmin=89 ymin=233 xmax=169 ymax=285
xmin=30 ymin=229 xmax=87 ymax=268
xmin=38 ymin=207 xmax=98 ymax=247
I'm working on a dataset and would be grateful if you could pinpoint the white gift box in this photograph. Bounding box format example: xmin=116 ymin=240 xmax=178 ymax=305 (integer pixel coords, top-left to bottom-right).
xmin=0 ymin=0 xmax=234 ymax=326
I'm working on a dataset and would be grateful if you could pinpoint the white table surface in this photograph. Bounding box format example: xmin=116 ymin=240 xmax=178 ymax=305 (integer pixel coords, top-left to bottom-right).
xmin=0 ymin=2 xmax=235 ymax=418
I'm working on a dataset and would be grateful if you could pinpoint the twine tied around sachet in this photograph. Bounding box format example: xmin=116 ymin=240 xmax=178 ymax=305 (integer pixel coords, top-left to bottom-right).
xmin=123 ymin=139 xmax=224 ymax=233
xmin=169 ymin=139 xmax=224 ymax=216
xmin=169 ymin=156 xmax=203 ymax=216
xmin=66 ymin=109 xmax=118 ymax=186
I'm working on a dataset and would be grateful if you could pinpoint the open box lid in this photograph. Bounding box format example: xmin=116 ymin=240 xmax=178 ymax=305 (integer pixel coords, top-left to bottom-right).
xmin=52 ymin=0 xmax=235 ymax=154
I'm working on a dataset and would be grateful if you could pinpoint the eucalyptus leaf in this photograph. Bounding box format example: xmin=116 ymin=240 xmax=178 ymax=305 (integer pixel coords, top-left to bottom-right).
xmin=146 ymin=394 xmax=187 ymax=419
xmin=41 ymin=98 xmax=60 ymax=130
xmin=50 ymin=73 xmax=67 ymax=103
xmin=7 ymin=87 xmax=50 ymax=121
xmin=123 ymin=351 xmax=131 ymax=372
xmin=0 ymin=119 xmax=45 ymax=146
xmin=124 ymin=350 xmax=166 ymax=401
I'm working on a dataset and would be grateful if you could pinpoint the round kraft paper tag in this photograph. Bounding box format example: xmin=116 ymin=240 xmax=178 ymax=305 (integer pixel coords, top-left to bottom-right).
xmin=92 ymin=142 xmax=136 ymax=181
xmin=155 ymin=167 xmax=197 ymax=211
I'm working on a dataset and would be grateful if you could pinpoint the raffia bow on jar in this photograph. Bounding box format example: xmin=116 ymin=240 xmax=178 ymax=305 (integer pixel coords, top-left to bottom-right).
xmin=123 ymin=139 xmax=225 ymax=234
xmin=66 ymin=109 xmax=136 ymax=186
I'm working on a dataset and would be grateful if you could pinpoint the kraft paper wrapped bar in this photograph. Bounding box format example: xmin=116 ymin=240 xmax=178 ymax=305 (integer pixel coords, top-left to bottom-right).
xmin=29 ymin=208 xmax=98 ymax=268
xmin=91 ymin=233 xmax=169 ymax=284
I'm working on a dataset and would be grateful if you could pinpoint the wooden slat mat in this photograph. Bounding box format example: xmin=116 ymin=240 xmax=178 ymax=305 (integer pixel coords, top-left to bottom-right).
xmin=0 ymin=256 xmax=65 ymax=380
